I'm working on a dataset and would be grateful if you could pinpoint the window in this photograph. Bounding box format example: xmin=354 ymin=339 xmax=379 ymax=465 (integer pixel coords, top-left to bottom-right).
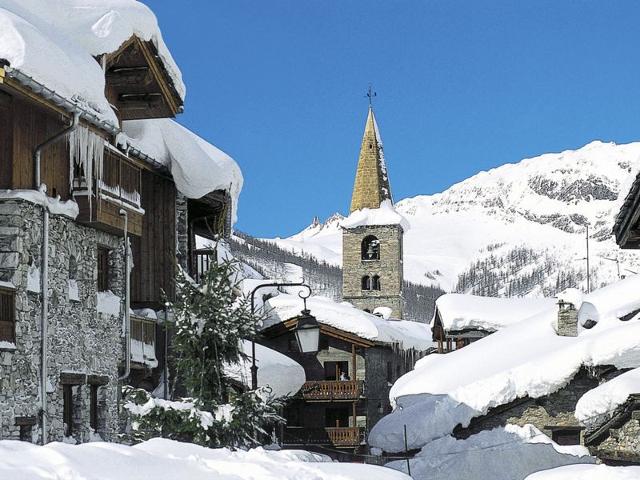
xmin=63 ymin=385 xmax=74 ymax=437
xmin=361 ymin=236 xmax=380 ymax=260
xmin=97 ymin=247 xmax=110 ymax=292
xmin=90 ymin=385 xmax=99 ymax=431
xmin=325 ymin=406 xmax=350 ymax=427
xmin=69 ymin=256 xmax=78 ymax=280
xmin=361 ymin=276 xmax=371 ymax=291
xmin=0 ymin=289 xmax=15 ymax=343
xmin=372 ymin=275 xmax=381 ymax=291
xmin=551 ymin=428 xmax=581 ymax=446
xmin=324 ymin=361 xmax=348 ymax=381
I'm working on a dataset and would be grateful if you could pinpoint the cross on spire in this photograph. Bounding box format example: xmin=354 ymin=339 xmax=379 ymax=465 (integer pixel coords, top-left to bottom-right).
xmin=366 ymin=84 xmax=377 ymax=106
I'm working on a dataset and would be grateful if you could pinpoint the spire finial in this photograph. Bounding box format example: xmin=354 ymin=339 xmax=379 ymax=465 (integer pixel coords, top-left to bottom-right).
xmin=366 ymin=84 xmax=376 ymax=107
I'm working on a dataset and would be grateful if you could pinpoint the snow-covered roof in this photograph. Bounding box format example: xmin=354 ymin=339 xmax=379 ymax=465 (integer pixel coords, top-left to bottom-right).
xmin=0 ymin=0 xmax=184 ymax=127
xmin=224 ymin=340 xmax=305 ymax=398
xmin=342 ymin=199 xmax=409 ymax=230
xmin=123 ymin=119 xmax=243 ymax=223
xmin=575 ymin=367 xmax=640 ymax=429
xmin=369 ymin=275 xmax=640 ymax=453
xmin=0 ymin=438 xmax=410 ymax=480
xmin=433 ymin=293 xmax=556 ymax=332
xmin=262 ymin=293 xmax=433 ymax=351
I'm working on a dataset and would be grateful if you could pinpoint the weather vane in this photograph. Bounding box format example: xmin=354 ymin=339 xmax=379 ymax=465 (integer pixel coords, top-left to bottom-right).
xmin=366 ymin=84 xmax=377 ymax=106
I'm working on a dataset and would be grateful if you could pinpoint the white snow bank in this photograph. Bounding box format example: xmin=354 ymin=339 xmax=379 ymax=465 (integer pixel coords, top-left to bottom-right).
xmin=264 ymin=293 xmax=433 ymax=351
xmin=0 ymin=0 xmax=184 ymax=126
xmin=370 ymin=277 xmax=640 ymax=453
xmin=575 ymin=367 xmax=640 ymax=428
xmin=525 ymin=463 xmax=640 ymax=480
xmin=123 ymin=119 xmax=243 ymax=223
xmin=0 ymin=189 xmax=79 ymax=218
xmin=342 ymin=199 xmax=409 ymax=230
xmin=224 ymin=340 xmax=306 ymax=398
xmin=240 ymin=278 xmax=281 ymax=312
xmin=578 ymin=274 xmax=640 ymax=328
xmin=97 ymin=291 xmax=121 ymax=316
xmin=385 ymin=425 xmax=593 ymax=480
xmin=0 ymin=438 xmax=410 ymax=480
xmin=374 ymin=306 xmax=393 ymax=319
xmin=433 ymin=293 xmax=556 ymax=332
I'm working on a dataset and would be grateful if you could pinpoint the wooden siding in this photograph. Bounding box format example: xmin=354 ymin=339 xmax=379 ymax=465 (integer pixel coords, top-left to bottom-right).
xmin=0 ymin=90 xmax=13 ymax=189
xmin=11 ymin=96 xmax=75 ymax=199
xmin=131 ymin=170 xmax=176 ymax=307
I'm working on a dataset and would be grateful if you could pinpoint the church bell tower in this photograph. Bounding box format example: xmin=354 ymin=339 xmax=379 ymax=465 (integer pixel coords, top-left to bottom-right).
xmin=342 ymin=105 xmax=404 ymax=319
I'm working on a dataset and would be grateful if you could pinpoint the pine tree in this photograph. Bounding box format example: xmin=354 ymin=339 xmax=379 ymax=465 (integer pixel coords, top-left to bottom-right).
xmin=171 ymin=260 xmax=254 ymax=408
xmin=125 ymin=258 xmax=284 ymax=448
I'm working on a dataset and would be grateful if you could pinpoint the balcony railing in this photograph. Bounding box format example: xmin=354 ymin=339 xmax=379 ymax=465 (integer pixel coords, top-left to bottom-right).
xmin=192 ymin=248 xmax=215 ymax=283
xmin=300 ymin=380 xmax=363 ymax=401
xmin=130 ymin=315 xmax=157 ymax=368
xmin=283 ymin=427 xmax=363 ymax=447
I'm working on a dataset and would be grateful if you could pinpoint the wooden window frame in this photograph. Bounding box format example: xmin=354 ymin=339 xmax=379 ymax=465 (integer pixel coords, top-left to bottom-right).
xmin=0 ymin=288 xmax=16 ymax=344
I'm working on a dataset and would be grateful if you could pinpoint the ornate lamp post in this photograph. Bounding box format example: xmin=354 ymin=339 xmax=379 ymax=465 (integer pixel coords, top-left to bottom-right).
xmin=293 ymin=289 xmax=320 ymax=354
xmin=250 ymin=281 xmax=312 ymax=390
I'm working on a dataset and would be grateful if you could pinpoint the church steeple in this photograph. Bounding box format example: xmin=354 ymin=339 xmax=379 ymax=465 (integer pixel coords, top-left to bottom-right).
xmin=349 ymin=106 xmax=393 ymax=213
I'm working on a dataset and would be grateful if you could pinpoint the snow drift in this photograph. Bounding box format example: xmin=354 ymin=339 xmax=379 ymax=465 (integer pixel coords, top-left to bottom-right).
xmin=0 ymin=438 xmax=410 ymax=480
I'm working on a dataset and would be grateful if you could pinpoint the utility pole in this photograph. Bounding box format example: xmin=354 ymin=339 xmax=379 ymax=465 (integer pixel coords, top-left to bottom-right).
xmin=585 ymin=225 xmax=591 ymax=293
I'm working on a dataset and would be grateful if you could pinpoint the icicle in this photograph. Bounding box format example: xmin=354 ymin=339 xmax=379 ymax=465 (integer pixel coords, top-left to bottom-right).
xmin=69 ymin=125 xmax=105 ymax=220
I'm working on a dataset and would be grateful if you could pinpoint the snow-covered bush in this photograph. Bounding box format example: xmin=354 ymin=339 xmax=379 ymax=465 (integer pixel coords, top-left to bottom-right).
xmin=124 ymin=387 xmax=283 ymax=448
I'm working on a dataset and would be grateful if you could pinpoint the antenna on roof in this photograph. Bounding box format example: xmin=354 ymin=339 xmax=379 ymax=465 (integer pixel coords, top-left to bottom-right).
xmin=366 ymin=84 xmax=377 ymax=107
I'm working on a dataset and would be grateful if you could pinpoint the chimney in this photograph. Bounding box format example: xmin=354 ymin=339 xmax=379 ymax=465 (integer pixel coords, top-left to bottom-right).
xmin=557 ymin=300 xmax=578 ymax=337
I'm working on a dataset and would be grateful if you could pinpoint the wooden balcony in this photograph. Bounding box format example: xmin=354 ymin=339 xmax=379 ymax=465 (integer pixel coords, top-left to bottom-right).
xmin=283 ymin=427 xmax=363 ymax=447
xmin=301 ymin=380 xmax=363 ymax=401
xmin=130 ymin=314 xmax=157 ymax=368
xmin=74 ymin=149 xmax=143 ymax=236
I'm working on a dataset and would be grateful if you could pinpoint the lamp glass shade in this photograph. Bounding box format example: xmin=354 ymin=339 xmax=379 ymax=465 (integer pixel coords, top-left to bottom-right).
xmin=295 ymin=312 xmax=320 ymax=353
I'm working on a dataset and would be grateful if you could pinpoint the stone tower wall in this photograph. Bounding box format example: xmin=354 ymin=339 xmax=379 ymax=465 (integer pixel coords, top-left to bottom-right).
xmin=0 ymin=198 xmax=124 ymax=443
xmin=342 ymin=224 xmax=403 ymax=318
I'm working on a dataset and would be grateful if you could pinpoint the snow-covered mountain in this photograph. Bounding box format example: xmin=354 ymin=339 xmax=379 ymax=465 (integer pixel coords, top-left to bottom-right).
xmin=268 ymin=141 xmax=640 ymax=297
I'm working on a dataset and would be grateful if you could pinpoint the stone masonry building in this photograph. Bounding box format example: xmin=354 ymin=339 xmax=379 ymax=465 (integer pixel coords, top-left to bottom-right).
xmin=342 ymin=106 xmax=404 ymax=318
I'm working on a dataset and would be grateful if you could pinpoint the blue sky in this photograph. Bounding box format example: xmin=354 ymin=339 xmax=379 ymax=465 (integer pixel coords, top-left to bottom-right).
xmin=145 ymin=0 xmax=640 ymax=238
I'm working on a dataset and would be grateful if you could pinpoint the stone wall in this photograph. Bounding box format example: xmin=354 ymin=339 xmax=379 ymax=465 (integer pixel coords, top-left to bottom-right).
xmin=594 ymin=413 xmax=640 ymax=464
xmin=454 ymin=368 xmax=599 ymax=442
xmin=0 ymin=198 xmax=124 ymax=443
xmin=342 ymin=225 xmax=404 ymax=319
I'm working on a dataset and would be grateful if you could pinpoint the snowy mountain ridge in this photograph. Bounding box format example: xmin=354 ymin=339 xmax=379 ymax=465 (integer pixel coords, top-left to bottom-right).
xmin=268 ymin=140 xmax=640 ymax=297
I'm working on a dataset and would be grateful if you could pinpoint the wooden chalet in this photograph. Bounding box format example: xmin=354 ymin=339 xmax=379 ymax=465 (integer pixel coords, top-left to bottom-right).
xmin=260 ymin=311 xmax=429 ymax=460
xmin=0 ymin=18 xmax=235 ymax=442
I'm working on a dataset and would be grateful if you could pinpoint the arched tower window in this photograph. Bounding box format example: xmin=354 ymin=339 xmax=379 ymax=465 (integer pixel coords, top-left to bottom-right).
xmin=361 ymin=276 xmax=371 ymax=291
xmin=372 ymin=275 xmax=381 ymax=291
xmin=361 ymin=236 xmax=380 ymax=260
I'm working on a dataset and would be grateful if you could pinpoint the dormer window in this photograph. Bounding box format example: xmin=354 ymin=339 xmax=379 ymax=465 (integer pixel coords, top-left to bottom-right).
xmin=361 ymin=236 xmax=380 ymax=260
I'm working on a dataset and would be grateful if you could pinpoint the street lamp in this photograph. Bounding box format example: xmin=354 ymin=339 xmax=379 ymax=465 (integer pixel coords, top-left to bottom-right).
xmin=294 ymin=289 xmax=320 ymax=354
xmin=250 ymin=281 xmax=312 ymax=390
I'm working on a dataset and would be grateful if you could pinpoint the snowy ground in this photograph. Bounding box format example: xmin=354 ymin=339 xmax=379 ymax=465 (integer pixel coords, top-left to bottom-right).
xmin=525 ymin=463 xmax=640 ymax=479
xmin=0 ymin=438 xmax=410 ymax=480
